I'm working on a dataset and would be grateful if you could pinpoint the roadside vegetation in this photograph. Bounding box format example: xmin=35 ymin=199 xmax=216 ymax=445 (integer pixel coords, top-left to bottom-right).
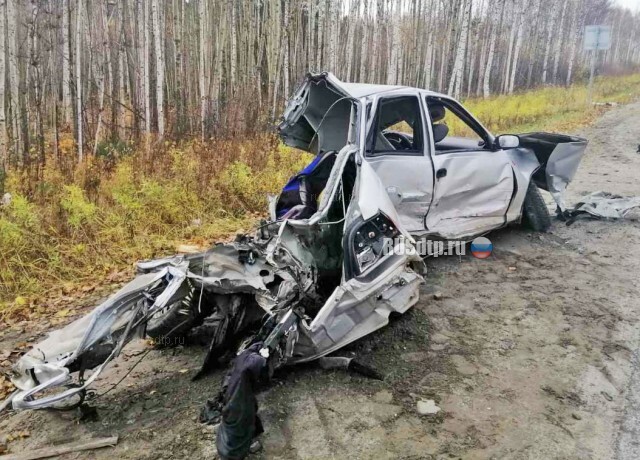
xmin=1 ymin=73 xmax=639 ymax=321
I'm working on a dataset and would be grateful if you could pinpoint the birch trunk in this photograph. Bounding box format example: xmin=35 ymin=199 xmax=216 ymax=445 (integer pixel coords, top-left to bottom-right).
xmin=62 ymin=0 xmax=72 ymax=125
xmin=541 ymin=0 xmax=557 ymax=84
xmin=508 ymin=1 xmax=526 ymax=94
xmin=151 ymin=0 xmax=164 ymax=136
xmin=0 ymin=0 xmax=5 ymax=177
xmin=565 ymin=0 xmax=580 ymax=85
xmin=230 ymin=1 xmax=237 ymax=90
xmin=282 ymin=0 xmax=289 ymax=96
xmin=482 ymin=0 xmax=501 ymax=98
xmin=143 ymin=0 xmax=151 ymax=135
xmin=551 ymin=0 xmax=568 ymax=83
xmin=447 ymin=0 xmax=473 ymax=99
xmin=387 ymin=0 xmax=401 ymax=85
xmin=199 ymin=0 xmax=206 ymax=140
xmin=76 ymin=0 xmax=83 ymax=161
xmin=359 ymin=0 xmax=369 ymax=81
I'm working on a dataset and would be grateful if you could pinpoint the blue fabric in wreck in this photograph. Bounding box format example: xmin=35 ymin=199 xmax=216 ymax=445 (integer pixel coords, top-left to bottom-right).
xmin=276 ymin=153 xmax=324 ymax=218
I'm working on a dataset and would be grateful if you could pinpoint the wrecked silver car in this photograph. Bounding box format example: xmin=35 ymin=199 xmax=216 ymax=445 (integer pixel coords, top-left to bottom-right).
xmin=2 ymin=73 xmax=587 ymax=420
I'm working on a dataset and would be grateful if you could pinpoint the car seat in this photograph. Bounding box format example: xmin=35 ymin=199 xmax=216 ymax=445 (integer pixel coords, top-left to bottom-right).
xmin=429 ymin=104 xmax=449 ymax=143
xmin=276 ymin=150 xmax=338 ymax=220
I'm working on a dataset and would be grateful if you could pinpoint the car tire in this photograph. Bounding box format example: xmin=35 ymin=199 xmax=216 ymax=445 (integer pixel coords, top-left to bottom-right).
xmin=522 ymin=181 xmax=551 ymax=232
xmin=146 ymin=283 xmax=209 ymax=346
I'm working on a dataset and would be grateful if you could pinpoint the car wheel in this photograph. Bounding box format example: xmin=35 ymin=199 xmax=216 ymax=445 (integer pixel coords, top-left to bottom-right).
xmin=146 ymin=283 xmax=210 ymax=346
xmin=522 ymin=181 xmax=551 ymax=232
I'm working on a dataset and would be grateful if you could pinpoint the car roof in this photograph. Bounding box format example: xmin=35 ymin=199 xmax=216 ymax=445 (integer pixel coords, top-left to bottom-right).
xmin=317 ymin=72 xmax=448 ymax=100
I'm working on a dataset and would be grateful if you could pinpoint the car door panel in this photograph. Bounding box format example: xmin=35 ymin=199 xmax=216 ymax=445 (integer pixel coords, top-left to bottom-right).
xmin=424 ymin=96 xmax=516 ymax=239
xmin=425 ymin=151 xmax=515 ymax=238
xmin=366 ymin=155 xmax=434 ymax=233
xmin=363 ymin=94 xmax=435 ymax=234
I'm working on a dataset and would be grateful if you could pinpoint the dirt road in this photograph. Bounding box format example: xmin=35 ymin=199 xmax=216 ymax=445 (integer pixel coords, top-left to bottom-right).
xmin=1 ymin=102 xmax=640 ymax=459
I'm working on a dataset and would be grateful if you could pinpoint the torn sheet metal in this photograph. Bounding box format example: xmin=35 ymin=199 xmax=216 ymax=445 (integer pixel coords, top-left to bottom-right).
xmin=519 ymin=133 xmax=588 ymax=211
xmin=570 ymin=191 xmax=640 ymax=219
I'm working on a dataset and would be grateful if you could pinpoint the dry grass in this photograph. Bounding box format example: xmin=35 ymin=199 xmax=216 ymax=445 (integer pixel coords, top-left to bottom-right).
xmin=0 ymin=134 xmax=311 ymax=319
xmin=457 ymin=73 xmax=640 ymax=134
xmin=1 ymin=73 xmax=639 ymax=320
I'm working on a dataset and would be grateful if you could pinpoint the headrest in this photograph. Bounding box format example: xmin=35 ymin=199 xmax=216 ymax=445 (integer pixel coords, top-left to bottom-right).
xmin=432 ymin=124 xmax=449 ymax=143
xmin=429 ymin=104 xmax=446 ymax=122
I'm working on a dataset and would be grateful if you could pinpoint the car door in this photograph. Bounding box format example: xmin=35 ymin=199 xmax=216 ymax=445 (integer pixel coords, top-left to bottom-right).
xmin=424 ymin=96 xmax=516 ymax=239
xmin=362 ymin=93 xmax=435 ymax=234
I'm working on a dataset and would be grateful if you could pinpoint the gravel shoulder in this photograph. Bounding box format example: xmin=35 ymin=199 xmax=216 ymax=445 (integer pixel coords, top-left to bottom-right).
xmin=2 ymin=102 xmax=640 ymax=459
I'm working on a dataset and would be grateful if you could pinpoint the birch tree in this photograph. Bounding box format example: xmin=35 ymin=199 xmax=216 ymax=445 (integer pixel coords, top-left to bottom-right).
xmin=76 ymin=0 xmax=83 ymax=161
xmin=151 ymin=0 xmax=165 ymax=136
xmin=482 ymin=0 xmax=502 ymax=98
xmin=448 ymin=0 xmax=472 ymax=99
xmin=0 ymin=0 xmax=6 ymax=186
xmin=62 ymin=0 xmax=72 ymax=125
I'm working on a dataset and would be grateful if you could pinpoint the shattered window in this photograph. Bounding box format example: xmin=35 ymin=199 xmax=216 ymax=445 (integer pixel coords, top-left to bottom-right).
xmin=366 ymin=96 xmax=424 ymax=156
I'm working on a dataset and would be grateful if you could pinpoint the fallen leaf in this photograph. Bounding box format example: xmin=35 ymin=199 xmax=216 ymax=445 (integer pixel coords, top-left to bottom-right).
xmin=179 ymin=369 xmax=189 ymax=374
xmin=55 ymin=308 xmax=72 ymax=318
xmin=14 ymin=297 xmax=27 ymax=306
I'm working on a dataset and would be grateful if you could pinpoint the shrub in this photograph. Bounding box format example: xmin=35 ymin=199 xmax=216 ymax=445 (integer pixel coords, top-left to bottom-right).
xmin=60 ymin=185 xmax=97 ymax=229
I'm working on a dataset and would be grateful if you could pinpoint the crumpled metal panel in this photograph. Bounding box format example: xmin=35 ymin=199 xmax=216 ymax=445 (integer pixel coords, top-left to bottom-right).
xmin=572 ymin=191 xmax=640 ymax=219
xmin=293 ymin=263 xmax=423 ymax=363
xmin=519 ymin=132 xmax=588 ymax=212
xmin=365 ymin=154 xmax=434 ymax=233
xmin=426 ymin=151 xmax=515 ymax=239
xmin=6 ymin=244 xmax=283 ymax=411
xmin=545 ymin=142 xmax=588 ymax=211
xmin=358 ymin=160 xmax=405 ymax=226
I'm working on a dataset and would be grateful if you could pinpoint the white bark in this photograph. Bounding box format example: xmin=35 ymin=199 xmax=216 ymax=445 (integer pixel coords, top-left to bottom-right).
xmin=565 ymin=0 xmax=579 ymax=85
xmin=482 ymin=0 xmax=501 ymax=98
xmin=501 ymin=0 xmax=517 ymax=94
xmin=282 ymin=0 xmax=289 ymax=95
xmin=328 ymin=0 xmax=337 ymax=72
xmin=92 ymin=2 xmax=107 ymax=156
xmin=448 ymin=0 xmax=472 ymax=99
xmin=7 ymin=0 xmax=19 ymax=153
xmin=143 ymin=0 xmax=151 ymax=135
xmin=359 ymin=0 xmax=369 ymax=81
xmin=151 ymin=0 xmax=164 ymax=136
xmin=62 ymin=0 xmax=72 ymax=124
xmin=0 ymin=0 xmax=5 ymax=167
xmin=551 ymin=0 xmax=568 ymax=83
xmin=199 ymin=0 xmax=206 ymax=140
xmin=508 ymin=1 xmax=526 ymax=94
xmin=541 ymin=0 xmax=557 ymax=84
xmin=345 ymin=0 xmax=359 ymax=80
xmin=230 ymin=1 xmax=237 ymax=89
xmin=387 ymin=0 xmax=401 ymax=84
xmin=76 ymin=0 xmax=83 ymax=161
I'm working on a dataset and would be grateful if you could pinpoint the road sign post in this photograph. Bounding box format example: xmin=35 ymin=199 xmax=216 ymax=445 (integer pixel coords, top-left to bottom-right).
xmin=584 ymin=25 xmax=612 ymax=104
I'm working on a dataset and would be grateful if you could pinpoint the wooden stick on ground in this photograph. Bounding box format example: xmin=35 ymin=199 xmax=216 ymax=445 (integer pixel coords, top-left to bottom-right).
xmin=0 ymin=436 xmax=118 ymax=460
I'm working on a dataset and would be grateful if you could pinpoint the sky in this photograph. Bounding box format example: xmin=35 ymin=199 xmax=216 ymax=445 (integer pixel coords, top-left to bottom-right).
xmin=614 ymin=0 xmax=640 ymax=12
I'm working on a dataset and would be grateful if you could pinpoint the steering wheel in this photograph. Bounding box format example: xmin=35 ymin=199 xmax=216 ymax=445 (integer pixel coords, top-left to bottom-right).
xmin=383 ymin=131 xmax=413 ymax=150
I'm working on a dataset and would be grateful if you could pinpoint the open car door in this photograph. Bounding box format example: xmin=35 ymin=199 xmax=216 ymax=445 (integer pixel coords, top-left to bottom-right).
xmin=424 ymin=96 xmax=516 ymax=239
xmin=362 ymin=93 xmax=435 ymax=234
